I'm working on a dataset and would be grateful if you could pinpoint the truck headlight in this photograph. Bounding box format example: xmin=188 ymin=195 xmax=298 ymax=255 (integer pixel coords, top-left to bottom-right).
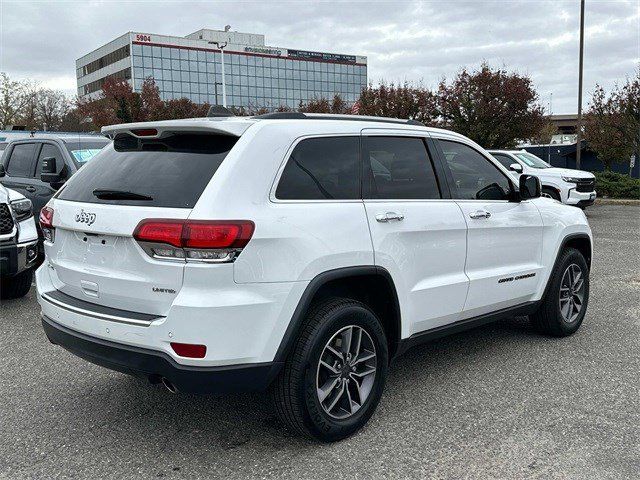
xmin=10 ymin=198 xmax=33 ymax=221
xmin=561 ymin=176 xmax=582 ymax=183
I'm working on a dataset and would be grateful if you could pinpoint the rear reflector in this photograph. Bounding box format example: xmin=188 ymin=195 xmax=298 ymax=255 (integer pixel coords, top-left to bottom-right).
xmin=170 ymin=342 xmax=207 ymax=358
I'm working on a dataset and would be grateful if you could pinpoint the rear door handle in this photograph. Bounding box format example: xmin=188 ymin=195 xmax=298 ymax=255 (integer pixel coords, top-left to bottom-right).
xmin=469 ymin=210 xmax=491 ymax=219
xmin=376 ymin=212 xmax=404 ymax=222
xmin=25 ymin=186 xmax=36 ymax=193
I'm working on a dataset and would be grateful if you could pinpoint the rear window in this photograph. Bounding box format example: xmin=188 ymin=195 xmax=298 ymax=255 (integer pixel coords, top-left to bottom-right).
xmin=58 ymin=133 xmax=238 ymax=208
xmin=65 ymin=140 xmax=110 ymax=166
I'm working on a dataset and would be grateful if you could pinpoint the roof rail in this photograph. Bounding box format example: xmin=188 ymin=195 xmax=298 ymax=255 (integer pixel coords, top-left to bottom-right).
xmin=252 ymin=112 xmax=425 ymax=127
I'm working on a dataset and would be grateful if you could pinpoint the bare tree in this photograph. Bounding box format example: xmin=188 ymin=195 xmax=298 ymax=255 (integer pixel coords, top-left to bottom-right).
xmin=36 ymin=89 xmax=71 ymax=130
xmin=0 ymin=72 xmax=37 ymax=128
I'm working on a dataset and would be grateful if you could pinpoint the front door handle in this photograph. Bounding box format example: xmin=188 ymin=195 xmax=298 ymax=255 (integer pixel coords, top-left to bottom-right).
xmin=469 ymin=210 xmax=491 ymax=219
xmin=376 ymin=212 xmax=404 ymax=223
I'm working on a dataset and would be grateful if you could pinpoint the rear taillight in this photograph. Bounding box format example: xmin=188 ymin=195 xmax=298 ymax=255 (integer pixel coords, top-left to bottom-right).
xmin=133 ymin=220 xmax=254 ymax=263
xmin=39 ymin=206 xmax=55 ymax=242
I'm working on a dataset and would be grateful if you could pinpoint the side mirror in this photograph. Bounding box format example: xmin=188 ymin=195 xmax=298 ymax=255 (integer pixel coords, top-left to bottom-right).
xmin=0 ymin=164 xmax=5 ymax=177
xmin=518 ymin=174 xmax=541 ymax=200
xmin=40 ymin=157 xmax=65 ymax=185
xmin=509 ymin=163 xmax=523 ymax=174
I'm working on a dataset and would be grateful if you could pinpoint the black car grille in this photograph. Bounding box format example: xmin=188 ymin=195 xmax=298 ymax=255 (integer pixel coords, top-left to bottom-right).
xmin=575 ymin=179 xmax=595 ymax=193
xmin=0 ymin=203 xmax=14 ymax=234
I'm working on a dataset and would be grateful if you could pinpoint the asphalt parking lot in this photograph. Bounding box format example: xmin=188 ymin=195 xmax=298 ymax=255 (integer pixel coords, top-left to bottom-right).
xmin=1 ymin=204 xmax=638 ymax=479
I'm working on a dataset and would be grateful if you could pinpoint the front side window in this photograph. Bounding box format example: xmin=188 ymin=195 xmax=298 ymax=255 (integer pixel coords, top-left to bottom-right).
xmin=439 ymin=140 xmax=512 ymax=201
xmin=275 ymin=137 xmax=360 ymax=200
xmin=6 ymin=143 xmax=36 ymax=177
xmin=492 ymin=153 xmax=517 ymax=169
xmin=36 ymin=144 xmax=65 ymax=177
xmin=363 ymin=136 xmax=440 ymax=199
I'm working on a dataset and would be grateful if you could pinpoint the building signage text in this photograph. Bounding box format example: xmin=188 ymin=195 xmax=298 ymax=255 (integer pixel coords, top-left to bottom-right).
xmin=287 ymin=49 xmax=357 ymax=64
xmin=244 ymin=46 xmax=282 ymax=56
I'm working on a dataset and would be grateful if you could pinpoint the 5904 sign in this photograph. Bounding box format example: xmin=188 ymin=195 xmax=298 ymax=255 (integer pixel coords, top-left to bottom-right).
xmin=135 ymin=34 xmax=152 ymax=42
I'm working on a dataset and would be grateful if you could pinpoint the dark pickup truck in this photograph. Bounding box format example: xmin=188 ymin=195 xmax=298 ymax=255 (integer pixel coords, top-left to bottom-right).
xmin=0 ymin=134 xmax=110 ymax=263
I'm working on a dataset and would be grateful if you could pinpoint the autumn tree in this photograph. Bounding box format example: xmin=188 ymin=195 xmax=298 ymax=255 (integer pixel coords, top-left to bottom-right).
xmin=584 ymin=72 xmax=640 ymax=170
xmin=357 ymin=82 xmax=438 ymax=125
xmin=77 ymin=77 xmax=210 ymax=129
xmin=299 ymin=94 xmax=351 ymax=114
xmin=436 ymin=64 xmax=545 ymax=149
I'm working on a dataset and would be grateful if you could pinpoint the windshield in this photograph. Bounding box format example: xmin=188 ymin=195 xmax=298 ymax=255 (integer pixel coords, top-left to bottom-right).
xmin=66 ymin=141 xmax=110 ymax=166
xmin=514 ymin=152 xmax=551 ymax=169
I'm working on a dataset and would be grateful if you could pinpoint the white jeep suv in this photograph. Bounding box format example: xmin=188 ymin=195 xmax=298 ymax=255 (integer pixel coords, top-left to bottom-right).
xmin=488 ymin=149 xmax=597 ymax=208
xmin=36 ymin=113 xmax=592 ymax=442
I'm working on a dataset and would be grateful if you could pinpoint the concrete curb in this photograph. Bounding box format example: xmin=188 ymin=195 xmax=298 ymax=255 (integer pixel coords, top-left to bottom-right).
xmin=595 ymin=198 xmax=640 ymax=206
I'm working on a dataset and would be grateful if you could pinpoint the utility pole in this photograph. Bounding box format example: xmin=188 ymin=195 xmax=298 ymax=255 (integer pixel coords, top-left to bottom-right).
xmin=575 ymin=0 xmax=585 ymax=170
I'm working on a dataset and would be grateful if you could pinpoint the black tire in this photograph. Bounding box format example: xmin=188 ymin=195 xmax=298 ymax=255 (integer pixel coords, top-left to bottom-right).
xmin=1 ymin=269 xmax=33 ymax=300
xmin=531 ymin=248 xmax=589 ymax=336
xmin=270 ymin=297 xmax=389 ymax=442
xmin=542 ymin=186 xmax=561 ymax=201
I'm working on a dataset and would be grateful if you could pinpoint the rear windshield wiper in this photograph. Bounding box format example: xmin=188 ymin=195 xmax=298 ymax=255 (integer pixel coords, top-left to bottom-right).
xmin=92 ymin=189 xmax=153 ymax=201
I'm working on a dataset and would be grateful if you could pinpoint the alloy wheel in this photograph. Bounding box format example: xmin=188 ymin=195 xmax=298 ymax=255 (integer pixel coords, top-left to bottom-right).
xmin=315 ymin=325 xmax=377 ymax=420
xmin=559 ymin=263 xmax=585 ymax=323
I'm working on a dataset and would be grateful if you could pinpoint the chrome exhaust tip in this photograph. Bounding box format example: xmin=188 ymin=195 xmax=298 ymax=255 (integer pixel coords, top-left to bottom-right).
xmin=161 ymin=377 xmax=178 ymax=394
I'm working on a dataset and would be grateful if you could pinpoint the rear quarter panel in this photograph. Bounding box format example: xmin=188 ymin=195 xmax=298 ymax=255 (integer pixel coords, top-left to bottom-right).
xmin=188 ymin=122 xmax=374 ymax=284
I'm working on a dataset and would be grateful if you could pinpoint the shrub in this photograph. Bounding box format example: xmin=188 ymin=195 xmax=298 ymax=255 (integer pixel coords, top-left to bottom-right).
xmin=594 ymin=171 xmax=640 ymax=199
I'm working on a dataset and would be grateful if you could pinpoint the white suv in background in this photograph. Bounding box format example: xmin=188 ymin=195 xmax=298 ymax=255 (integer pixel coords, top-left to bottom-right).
xmin=488 ymin=149 xmax=596 ymax=208
xmin=36 ymin=113 xmax=592 ymax=442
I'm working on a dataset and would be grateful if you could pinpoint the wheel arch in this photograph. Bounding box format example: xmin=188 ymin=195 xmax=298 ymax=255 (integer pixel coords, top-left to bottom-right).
xmin=541 ymin=233 xmax=592 ymax=300
xmin=273 ymin=266 xmax=402 ymax=363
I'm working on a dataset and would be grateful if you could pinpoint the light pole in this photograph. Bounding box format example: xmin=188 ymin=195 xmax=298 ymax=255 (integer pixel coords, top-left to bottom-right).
xmin=209 ymin=41 xmax=228 ymax=107
xmin=575 ymin=0 xmax=585 ymax=170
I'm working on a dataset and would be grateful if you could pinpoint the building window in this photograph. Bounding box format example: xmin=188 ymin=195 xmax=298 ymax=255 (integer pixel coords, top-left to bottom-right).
xmin=80 ymin=45 xmax=131 ymax=77
xmin=82 ymin=67 xmax=131 ymax=95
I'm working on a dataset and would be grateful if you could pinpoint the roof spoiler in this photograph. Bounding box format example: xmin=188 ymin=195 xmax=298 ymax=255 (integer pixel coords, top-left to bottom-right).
xmin=207 ymin=105 xmax=235 ymax=118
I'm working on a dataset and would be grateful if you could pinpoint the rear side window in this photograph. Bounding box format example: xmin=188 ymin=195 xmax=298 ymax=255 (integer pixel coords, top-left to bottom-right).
xmin=7 ymin=143 xmax=37 ymax=177
xmin=363 ymin=136 xmax=440 ymax=199
xmin=58 ymin=133 xmax=238 ymax=208
xmin=276 ymin=136 xmax=360 ymax=200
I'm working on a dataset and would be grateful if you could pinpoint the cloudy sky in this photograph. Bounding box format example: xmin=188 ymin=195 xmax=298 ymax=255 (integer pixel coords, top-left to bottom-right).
xmin=0 ymin=0 xmax=638 ymax=113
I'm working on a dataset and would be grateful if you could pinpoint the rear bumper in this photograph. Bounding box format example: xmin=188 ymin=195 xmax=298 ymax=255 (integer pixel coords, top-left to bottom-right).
xmin=42 ymin=315 xmax=283 ymax=394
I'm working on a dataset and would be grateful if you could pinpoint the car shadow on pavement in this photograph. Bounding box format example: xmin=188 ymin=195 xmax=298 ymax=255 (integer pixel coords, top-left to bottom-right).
xmin=58 ymin=315 xmax=548 ymax=449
